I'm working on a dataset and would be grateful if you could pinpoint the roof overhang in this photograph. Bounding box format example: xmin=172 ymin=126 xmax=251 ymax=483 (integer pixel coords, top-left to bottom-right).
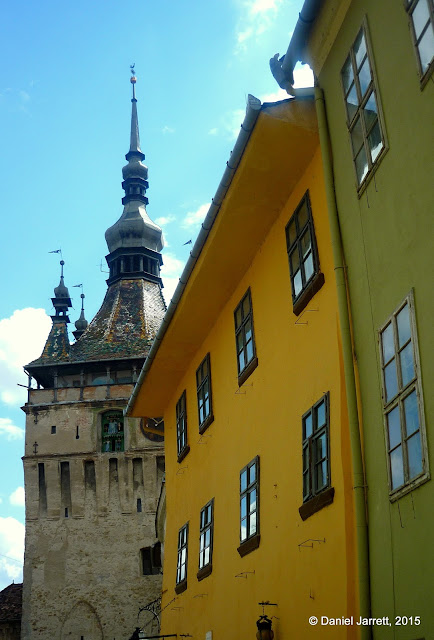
xmin=128 ymin=97 xmax=319 ymax=418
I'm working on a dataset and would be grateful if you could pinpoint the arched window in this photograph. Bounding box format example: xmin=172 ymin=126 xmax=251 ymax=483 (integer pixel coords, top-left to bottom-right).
xmin=101 ymin=410 xmax=124 ymax=452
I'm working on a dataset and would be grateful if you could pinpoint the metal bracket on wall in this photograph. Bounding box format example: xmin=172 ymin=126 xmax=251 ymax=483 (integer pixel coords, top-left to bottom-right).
xmin=235 ymin=570 xmax=255 ymax=578
xmin=295 ymin=309 xmax=318 ymax=326
xmin=298 ymin=538 xmax=326 ymax=550
xmin=176 ymin=466 xmax=188 ymax=475
xmin=197 ymin=434 xmax=212 ymax=445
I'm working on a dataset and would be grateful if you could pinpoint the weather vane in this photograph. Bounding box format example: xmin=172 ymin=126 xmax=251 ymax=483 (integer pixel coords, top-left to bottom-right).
xmin=130 ymin=63 xmax=137 ymax=98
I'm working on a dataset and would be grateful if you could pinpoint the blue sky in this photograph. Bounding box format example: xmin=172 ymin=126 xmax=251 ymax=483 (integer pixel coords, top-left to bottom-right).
xmin=0 ymin=0 xmax=312 ymax=590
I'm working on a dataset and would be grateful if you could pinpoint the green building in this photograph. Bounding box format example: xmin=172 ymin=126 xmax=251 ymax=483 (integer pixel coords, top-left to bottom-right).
xmin=271 ymin=0 xmax=434 ymax=637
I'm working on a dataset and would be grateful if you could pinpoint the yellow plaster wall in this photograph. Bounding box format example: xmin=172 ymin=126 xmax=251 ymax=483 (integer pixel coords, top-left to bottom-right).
xmin=160 ymin=147 xmax=358 ymax=638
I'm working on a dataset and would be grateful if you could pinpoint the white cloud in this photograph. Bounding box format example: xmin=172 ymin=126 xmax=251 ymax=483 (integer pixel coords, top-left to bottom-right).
xmin=0 ymin=517 xmax=24 ymax=589
xmin=235 ymin=0 xmax=283 ymax=52
xmin=293 ymin=63 xmax=314 ymax=88
xmin=155 ymin=215 xmax=176 ymax=227
xmin=9 ymin=487 xmax=25 ymax=507
xmin=162 ymin=125 xmax=175 ymax=135
xmin=0 ymin=308 xmax=51 ymax=406
xmin=259 ymin=87 xmax=290 ymax=103
xmin=208 ymin=127 xmax=218 ymax=136
xmin=181 ymin=203 xmax=211 ymax=229
xmin=0 ymin=418 xmax=24 ymax=442
xmin=161 ymin=253 xmax=186 ymax=307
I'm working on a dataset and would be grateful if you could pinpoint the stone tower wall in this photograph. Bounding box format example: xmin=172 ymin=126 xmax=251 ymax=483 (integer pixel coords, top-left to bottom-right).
xmin=21 ymin=383 xmax=163 ymax=640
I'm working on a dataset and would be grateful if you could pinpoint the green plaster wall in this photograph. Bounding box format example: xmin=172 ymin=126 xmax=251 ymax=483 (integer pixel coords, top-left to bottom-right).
xmin=316 ymin=0 xmax=434 ymax=637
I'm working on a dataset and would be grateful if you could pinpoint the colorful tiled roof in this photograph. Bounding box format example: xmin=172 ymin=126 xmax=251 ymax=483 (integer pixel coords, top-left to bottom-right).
xmin=0 ymin=583 xmax=22 ymax=622
xmin=69 ymin=278 xmax=166 ymax=362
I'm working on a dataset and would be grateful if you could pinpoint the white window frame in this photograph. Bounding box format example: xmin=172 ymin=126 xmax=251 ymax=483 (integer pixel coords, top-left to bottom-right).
xmin=340 ymin=18 xmax=388 ymax=194
xmin=378 ymin=290 xmax=429 ymax=500
xmin=406 ymin=0 xmax=434 ymax=87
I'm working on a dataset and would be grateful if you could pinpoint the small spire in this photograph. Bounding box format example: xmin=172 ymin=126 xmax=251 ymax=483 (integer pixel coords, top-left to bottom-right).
xmin=73 ymin=293 xmax=89 ymax=340
xmin=52 ymin=260 xmax=72 ymax=319
xmin=127 ymin=64 xmax=144 ymax=159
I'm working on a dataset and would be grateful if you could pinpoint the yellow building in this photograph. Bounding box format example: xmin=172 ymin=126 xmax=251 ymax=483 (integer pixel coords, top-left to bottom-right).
xmin=127 ymin=95 xmax=362 ymax=638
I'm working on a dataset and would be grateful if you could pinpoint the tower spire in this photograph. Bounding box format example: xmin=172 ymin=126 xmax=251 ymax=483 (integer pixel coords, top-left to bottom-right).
xmin=104 ymin=68 xmax=164 ymax=286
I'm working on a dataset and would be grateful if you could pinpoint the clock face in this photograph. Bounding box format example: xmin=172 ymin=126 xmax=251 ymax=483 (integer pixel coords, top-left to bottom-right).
xmin=140 ymin=417 xmax=164 ymax=443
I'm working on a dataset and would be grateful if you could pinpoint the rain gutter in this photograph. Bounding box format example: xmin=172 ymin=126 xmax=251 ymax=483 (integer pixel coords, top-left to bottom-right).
xmin=270 ymin=2 xmax=372 ymax=630
xmin=125 ymin=94 xmax=262 ymax=417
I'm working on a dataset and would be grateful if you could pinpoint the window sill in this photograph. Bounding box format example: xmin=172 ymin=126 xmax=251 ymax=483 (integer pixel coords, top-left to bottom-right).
xmin=177 ymin=445 xmax=190 ymax=464
xmin=389 ymin=471 xmax=430 ymax=503
xmin=293 ymin=272 xmax=325 ymax=316
xmin=299 ymin=486 xmax=334 ymax=521
xmin=238 ymin=356 xmax=258 ymax=387
xmin=199 ymin=413 xmax=214 ymax=435
xmin=237 ymin=533 xmax=260 ymax=557
xmin=175 ymin=580 xmax=187 ymax=594
xmin=197 ymin=563 xmax=212 ymax=581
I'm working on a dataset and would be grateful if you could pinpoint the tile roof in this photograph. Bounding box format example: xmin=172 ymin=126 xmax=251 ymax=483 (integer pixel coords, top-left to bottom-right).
xmin=0 ymin=583 xmax=22 ymax=622
xmin=28 ymin=279 xmax=166 ymax=366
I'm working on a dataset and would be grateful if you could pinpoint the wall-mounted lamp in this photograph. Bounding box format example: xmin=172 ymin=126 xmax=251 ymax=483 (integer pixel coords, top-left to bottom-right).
xmin=256 ymin=615 xmax=274 ymax=640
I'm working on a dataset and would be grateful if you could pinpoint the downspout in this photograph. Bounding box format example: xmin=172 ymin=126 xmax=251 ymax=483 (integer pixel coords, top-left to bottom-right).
xmin=314 ymin=85 xmax=371 ymax=637
xmin=270 ymin=59 xmax=371 ymax=634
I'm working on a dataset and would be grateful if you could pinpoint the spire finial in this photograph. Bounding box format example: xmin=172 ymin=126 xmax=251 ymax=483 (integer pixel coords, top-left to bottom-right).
xmin=130 ymin=63 xmax=136 ymax=101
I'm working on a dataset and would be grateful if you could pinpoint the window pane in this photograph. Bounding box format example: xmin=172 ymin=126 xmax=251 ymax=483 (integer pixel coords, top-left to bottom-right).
xmin=298 ymin=201 xmax=309 ymax=230
xmin=316 ymin=401 xmax=326 ymax=429
xmin=287 ymin=219 xmax=297 ymax=247
xmin=290 ymin=247 xmax=300 ymax=273
xmin=204 ymin=547 xmax=210 ymax=565
xmin=354 ymin=30 xmax=367 ymax=68
xmin=246 ymin=339 xmax=254 ymax=363
xmin=207 ymin=505 xmax=212 ymax=522
xmin=300 ymin=230 xmax=311 ymax=257
xmin=303 ymin=254 xmax=314 ymax=282
xmin=400 ymin=342 xmax=415 ymax=387
xmin=240 ymin=470 xmax=247 ymax=492
xmin=245 ymin=319 xmax=252 ymax=342
xmin=381 ymin=323 xmax=395 ymax=363
xmin=363 ymin=92 xmax=378 ymax=131
xmin=303 ymin=445 xmax=309 ymax=472
xmin=205 ymin=529 xmax=210 ymax=547
xmin=418 ymin=23 xmax=434 ymax=73
xmin=249 ymin=512 xmax=257 ymax=536
xmin=316 ymin=460 xmax=328 ymax=491
xmin=293 ymin=270 xmax=302 ymax=297
xmin=181 ymin=548 xmax=186 ymax=564
xmin=241 ymin=518 xmax=247 ymax=542
xmin=345 ymin=84 xmax=359 ymax=121
xmin=242 ymin=296 xmax=250 ymax=319
xmin=355 ymin=145 xmax=369 ymax=184
xmin=396 ymin=304 xmax=411 ymax=347
xmin=342 ymin=55 xmax=354 ymax=94
xmin=235 ymin=307 xmax=242 ymax=329
xmin=358 ymin=57 xmax=371 ymax=97
xmin=238 ymin=350 xmax=245 ymax=372
xmin=303 ymin=471 xmax=310 ymax=498
xmin=304 ymin=413 xmax=313 ymax=439
xmin=249 ymin=489 xmax=257 ymax=513
xmin=368 ymin=120 xmax=383 ymax=162
xmin=249 ymin=462 xmax=256 ymax=484
xmin=384 ymin=359 xmax=398 ymax=402
xmin=316 ymin=433 xmax=327 ymax=461
xmin=241 ymin=496 xmax=247 ymax=518
xmin=351 ymin=116 xmax=364 ymax=155
xmin=404 ymin=390 xmax=420 ymax=436
xmin=387 ymin=406 xmax=401 ymax=450
xmin=412 ymin=0 xmax=430 ymax=39
xmin=390 ymin=446 xmax=404 ymax=490
xmin=407 ymin=432 xmax=423 ymax=479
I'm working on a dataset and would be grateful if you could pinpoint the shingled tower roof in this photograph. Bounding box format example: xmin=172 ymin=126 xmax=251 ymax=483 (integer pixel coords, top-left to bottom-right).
xmin=26 ymin=71 xmax=166 ymax=375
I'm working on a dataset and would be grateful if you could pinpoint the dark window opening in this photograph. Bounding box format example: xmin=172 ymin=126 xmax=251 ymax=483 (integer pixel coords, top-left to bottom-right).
xmin=102 ymin=410 xmax=124 ymax=452
xmin=137 ymin=498 xmax=142 ymax=513
xmin=51 ymin=426 xmax=56 ymax=434
xmin=141 ymin=543 xmax=162 ymax=575
xmin=176 ymin=391 xmax=189 ymax=460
